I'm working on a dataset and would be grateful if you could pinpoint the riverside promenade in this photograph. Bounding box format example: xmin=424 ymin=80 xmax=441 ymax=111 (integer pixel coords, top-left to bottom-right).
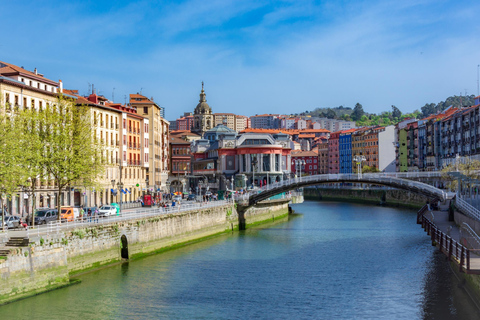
xmin=420 ymin=204 xmax=480 ymax=274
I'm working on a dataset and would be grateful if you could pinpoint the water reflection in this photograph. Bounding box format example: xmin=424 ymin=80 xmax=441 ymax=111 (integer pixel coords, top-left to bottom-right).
xmin=421 ymin=251 xmax=480 ymax=319
xmin=1 ymin=201 xmax=480 ymax=319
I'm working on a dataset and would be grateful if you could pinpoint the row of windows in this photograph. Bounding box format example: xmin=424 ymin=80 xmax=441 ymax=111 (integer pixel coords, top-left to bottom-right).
xmin=4 ymin=93 xmax=52 ymax=110
xmin=173 ymin=147 xmax=189 ymax=155
xmin=19 ymin=77 xmax=56 ymax=92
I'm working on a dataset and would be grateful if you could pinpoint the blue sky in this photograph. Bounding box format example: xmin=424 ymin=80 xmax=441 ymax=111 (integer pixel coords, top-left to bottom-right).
xmin=1 ymin=0 xmax=479 ymax=120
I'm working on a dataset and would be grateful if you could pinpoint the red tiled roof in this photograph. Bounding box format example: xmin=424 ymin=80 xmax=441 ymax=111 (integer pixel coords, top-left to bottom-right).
xmin=298 ymin=134 xmax=315 ymax=138
xmin=291 ymin=150 xmax=318 ymax=157
xmin=0 ymin=60 xmax=59 ymax=85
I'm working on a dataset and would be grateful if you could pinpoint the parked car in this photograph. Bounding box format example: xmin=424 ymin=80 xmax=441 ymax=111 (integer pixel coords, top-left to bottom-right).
xmin=1 ymin=215 xmax=21 ymax=229
xmin=173 ymin=195 xmax=182 ymax=203
xmin=187 ymin=194 xmax=196 ymax=201
xmin=60 ymin=207 xmax=80 ymax=222
xmin=98 ymin=205 xmax=117 ymax=217
xmin=34 ymin=209 xmax=58 ymax=225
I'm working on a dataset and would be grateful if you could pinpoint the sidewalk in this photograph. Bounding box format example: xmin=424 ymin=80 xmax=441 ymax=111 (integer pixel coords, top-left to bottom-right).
xmin=427 ymin=210 xmax=480 ymax=272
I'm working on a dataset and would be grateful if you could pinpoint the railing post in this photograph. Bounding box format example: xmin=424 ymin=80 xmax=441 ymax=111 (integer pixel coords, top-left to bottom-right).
xmin=440 ymin=233 xmax=443 ymax=253
xmin=460 ymin=246 xmax=465 ymax=272
xmin=467 ymin=249 xmax=471 ymax=272
xmin=455 ymin=243 xmax=459 ymax=262
xmin=449 ymin=238 xmax=453 ymax=259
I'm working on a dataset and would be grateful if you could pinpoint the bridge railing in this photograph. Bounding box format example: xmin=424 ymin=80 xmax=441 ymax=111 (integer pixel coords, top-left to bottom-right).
xmin=22 ymin=200 xmax=234 ymax=238
xmin=456 ymin=196 xmax=480 ymax=222
xmin=249 ymin=173 xmax=446 ymax=201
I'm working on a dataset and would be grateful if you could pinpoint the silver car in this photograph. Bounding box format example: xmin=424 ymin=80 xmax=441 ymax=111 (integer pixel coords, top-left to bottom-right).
xmin=1 ymin=215 xmax=21 ymax=229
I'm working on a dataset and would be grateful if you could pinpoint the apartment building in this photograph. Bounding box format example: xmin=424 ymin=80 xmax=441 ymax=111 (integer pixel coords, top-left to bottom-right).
xmin=130 ymin=93 xmax=170 ymax=193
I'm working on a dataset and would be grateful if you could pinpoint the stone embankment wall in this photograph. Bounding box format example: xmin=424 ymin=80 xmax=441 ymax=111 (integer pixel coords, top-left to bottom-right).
xmin=243 ymin=200 xmax=290 ymax=228
xmin=304 ymin=187 xmax=430 ymax=208
xmin=0 ymin=201 xmax=290 ymax=305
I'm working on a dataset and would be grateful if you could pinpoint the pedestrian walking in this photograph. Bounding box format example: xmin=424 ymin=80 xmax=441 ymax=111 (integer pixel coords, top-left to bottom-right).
xmin=94 ymin=208 xmax=99 ymax=223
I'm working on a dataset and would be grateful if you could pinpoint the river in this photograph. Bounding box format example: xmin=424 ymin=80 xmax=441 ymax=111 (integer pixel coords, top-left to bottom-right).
xmin=1 ymin=201 xmax=479 ymax=319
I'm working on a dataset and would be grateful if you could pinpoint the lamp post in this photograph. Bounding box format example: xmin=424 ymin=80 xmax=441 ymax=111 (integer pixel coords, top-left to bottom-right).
xmin=294 ymin=160 xmax=306 ymax=179
xmin=252 ymin=156 xmax=258 ymax=188
xmin=184 ymin=170 xmax=187 ymax=194
xmin=111 ymin=179 xmax=116 ymax=204
xmin=117 ymin=181 xmax=123 ymax=213
xmin=353 ymin=155 xmax=366 ymax=178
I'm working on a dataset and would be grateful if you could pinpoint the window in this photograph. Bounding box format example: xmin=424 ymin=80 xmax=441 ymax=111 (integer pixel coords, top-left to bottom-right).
xmin=144 ymin=107 xmax=148 ymax=114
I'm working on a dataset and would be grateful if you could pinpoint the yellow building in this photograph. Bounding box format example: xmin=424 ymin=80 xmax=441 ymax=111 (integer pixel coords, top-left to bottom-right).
xmin=130 ymin=93 xmax=169 ymax=193
xmin=214 ymin=113 xmax=236 ymax=130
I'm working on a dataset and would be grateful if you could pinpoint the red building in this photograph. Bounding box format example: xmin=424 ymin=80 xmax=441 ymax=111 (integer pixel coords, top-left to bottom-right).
xmin=291 ymin=150 xmax=319 ymax=176
xmin=328 ymin=131 xmax=341 ymax=173
xmin=177 ymin=116 xmax=194 ymax=131
xmin=169 ymin=135 xmax=191 ymax=192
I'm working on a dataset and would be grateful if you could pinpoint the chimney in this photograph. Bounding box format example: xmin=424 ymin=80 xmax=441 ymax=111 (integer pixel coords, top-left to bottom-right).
xmin=59 ymin=80 xmax=63 ymax=93
xmin=34 ymin=68 xmax=37 ymax=75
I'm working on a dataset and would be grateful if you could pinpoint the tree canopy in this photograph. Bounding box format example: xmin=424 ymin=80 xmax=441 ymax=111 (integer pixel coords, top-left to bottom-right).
xmin=0 ymin=95 xmax=107 ymax=221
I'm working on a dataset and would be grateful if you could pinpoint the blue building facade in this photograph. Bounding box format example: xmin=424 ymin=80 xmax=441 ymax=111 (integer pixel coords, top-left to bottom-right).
xmin=339 ymin=131 xmax=353 ymax=173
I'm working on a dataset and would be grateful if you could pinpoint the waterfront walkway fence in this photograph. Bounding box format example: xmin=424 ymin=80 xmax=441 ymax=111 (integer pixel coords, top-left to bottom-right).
xmin=460 ymin=222 xmax=480 ymax=251
xmin=420 ymin=215 xmax=473 ymax=273
xmin=23 ymin=199 xmax=234 ymax=238
xmin=456 ymin=196 xmax=480 ymax=222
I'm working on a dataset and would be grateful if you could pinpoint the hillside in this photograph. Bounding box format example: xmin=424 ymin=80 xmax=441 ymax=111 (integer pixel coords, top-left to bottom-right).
xmin=294 ymin=94 xmax=477 ymax=127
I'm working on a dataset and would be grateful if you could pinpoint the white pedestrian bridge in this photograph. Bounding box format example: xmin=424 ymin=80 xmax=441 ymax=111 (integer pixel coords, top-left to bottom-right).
xmin=237 ymin=172 xmax=454 ymax=210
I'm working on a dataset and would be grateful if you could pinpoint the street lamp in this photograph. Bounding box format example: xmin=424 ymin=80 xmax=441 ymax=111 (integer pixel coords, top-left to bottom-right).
xmin=252 ymin=156 xmax=258 ymax=188
xmin=294 ymin=160 xmax=306 ymax=179
xmin=117 ymin=181 xmax=123 ymax=213
xmin=111 ymin=179 xmax=116 ymax=203
xmin=353 ymin=155 xmax=366 ymax=178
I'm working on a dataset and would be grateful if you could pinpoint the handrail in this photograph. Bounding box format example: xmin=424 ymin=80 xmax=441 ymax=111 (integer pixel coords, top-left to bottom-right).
xmin=421 ymin=216 xmax=470 ymax=272
xmin=21 ymin=199 xmax=234 ymax=238
xmin=460 ymin=222 xmax=480 ymax=250
xmin=456 ymin=196 xmax=480 ymax=222
xmin=245 ymin=173 xmax=447 ymax=205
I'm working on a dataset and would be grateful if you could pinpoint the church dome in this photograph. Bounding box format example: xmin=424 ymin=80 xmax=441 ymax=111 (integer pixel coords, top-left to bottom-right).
xmin=194 ymin=82 xmax=212 ymax=115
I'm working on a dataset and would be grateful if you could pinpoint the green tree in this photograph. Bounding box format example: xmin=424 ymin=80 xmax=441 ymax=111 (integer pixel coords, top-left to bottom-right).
xmin=40 ymin=96 xmax=106 ymax=220
xmin=362 ymin=165 xmax=380 ymax=173
xmin=16 ymin=108 xmax=49 ymax=227
xmin=326 ymin=108 xmax=336 ymax=119
xmin=0 ymin=111 xmax=25 ymax=230
xmin=391 ymin=105 xmax=402 ymax=119
xmin=441 ymin=159 xmax=480 ymax=192
xmin=352 ymin=103 xmax=365 ymax=121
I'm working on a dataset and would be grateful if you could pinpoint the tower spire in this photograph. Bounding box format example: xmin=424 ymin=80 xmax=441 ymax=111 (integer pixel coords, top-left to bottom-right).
xmin=199 ymin=81 xmax=206 ymax=102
